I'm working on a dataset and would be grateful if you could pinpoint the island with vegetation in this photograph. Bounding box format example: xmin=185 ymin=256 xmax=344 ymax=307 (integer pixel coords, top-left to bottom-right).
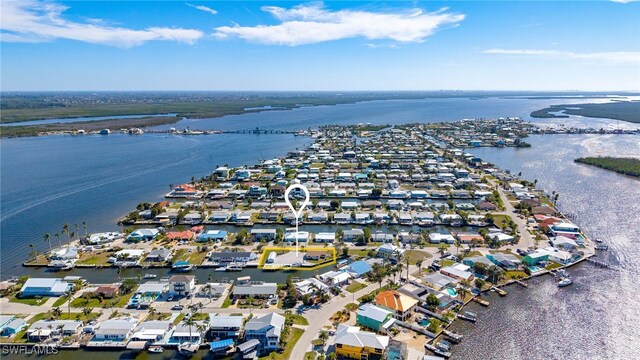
xmin=575 ymin=156 xmax=640 ymax=177
xmin=531 ymin=101 xmax=640 ymax=123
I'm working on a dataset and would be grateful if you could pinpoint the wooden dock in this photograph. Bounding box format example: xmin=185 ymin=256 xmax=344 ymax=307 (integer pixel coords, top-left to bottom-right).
xmin=472 ymin=297 xmax=490 ymax=307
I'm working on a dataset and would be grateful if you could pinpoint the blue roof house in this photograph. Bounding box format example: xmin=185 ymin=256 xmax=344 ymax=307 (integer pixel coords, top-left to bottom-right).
xmin=347 ymin=261 xmax=372 ymax=278
xmin=0 ymin=316 xmax=27 ymax=337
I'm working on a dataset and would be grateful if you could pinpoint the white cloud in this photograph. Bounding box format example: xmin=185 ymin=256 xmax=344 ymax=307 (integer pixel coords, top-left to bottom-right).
xmin=185 ymin=2 xmax=218 ymax=15
xmin=214 ymin=2 xmax=464 ymax=46
xmin=0 ymin=0 xmax=203 ymax=47
xmin=609 ymin=0 xmax=638 ymax=3
xmin=483 ymin=49 xmax=640 ymax=64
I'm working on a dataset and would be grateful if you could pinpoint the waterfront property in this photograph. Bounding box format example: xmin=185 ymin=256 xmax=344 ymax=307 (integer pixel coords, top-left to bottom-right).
xmin=0 ymin=315 xmax=27 ymax=337
xmin=334 ymin=324 xmax=390 ymax=360
xmin=20 ymin=278 xmax=72 ymax=297
xmin=243 ymin=313 xmax=285 ymax=353
xmin=27 ymin=320 xmax=82 ymax=342
xmin=209 ymin=314 xmax=244 ymax=339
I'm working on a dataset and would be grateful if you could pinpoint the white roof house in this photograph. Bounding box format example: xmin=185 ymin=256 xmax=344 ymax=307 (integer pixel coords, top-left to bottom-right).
xmin=440 ymin=263 xmax=474 ymax=281
xmin=294 ymin=278 xmax=330 ymax=295
xmin=334 ymin=324 xmax=389 ymax=351
xmin=20 ymin=278 xmax=72 ymax=297
xmin=93 ymin=318 xmax=138 ymax=341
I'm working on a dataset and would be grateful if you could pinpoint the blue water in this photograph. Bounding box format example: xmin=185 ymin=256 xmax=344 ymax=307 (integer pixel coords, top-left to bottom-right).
xmin=0 ymin=113 xmax=178 ymax=127
xmin=0 ymin=133 xmax=310 ymax=277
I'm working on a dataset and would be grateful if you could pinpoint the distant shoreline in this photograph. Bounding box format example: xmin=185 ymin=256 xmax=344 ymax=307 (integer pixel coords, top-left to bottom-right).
xmin=574 ymin=156 xmax=640 ymax=178
xmin=531 ymin=101 xmax=640 ymax=124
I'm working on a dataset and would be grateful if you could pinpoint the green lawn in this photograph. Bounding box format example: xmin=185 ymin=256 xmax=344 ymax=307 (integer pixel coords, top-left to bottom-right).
xmin=76 ymin=251 xmax=112 ymax=265
xmin=345 ymin=281 xmax=367 ymax=293
xmin=190 ymin=313 xmax=209 ymax=321
xmin=221 ymin=294 xmax=232 ymax=308
xmin=173 ymin=313 xmax=186 ymax=325
xmin=9 ymin=295 xmax=48 ymax=306
xmin=404 ymin=249 xmax=432 ymax=265
xmin=545 ymin=262 xmax=563 ymax=270
xmin=288 ymin=314 xmax=309 ymax=326
xmin=504 ymin=270 xmax=529 ymax=280
xmin=345 ymin=303 xmax=359 ymax=312
xmin=145 ymin=313 xmax=172 ymax=321
xmin=32 ymin=311 xmax=100 ymax=323
xmin=491 ymin=214 xmax=512 ymax=229
xmin=52 ymin=295 xmax=71 ymax=307
xmin=258 ymin=327 xmax=304 ymax=360
xmin=347 ymin=249 xmax=372 ymax=257
xmin=70 ymin=297 xmax=103 ymax=308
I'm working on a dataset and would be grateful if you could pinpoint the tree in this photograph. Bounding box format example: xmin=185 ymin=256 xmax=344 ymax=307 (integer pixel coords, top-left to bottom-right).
xmin=416 ymin=260 xmax=423 ymax=276
xmin=437 ymin=245 xmax=448 ymax=257
xmin=82 ymin=307 xmax=92 ymax=319
xmin=426 ymin=294 xmax=440 ymax=310
xmin=51 ymin=307 xmax=62 ymax=319
xmin=319 ymin=330 xmax=329 ymax=345
xmin=121 ymin=278 xmax=138 ymax=294
xmin=454 ymin=240 xmax=462 ymax=258
xmin=330 ymin=200 xmax=340 ymax=210
xmin=43 ymin=233 xmax=52 ymax=253
xmin=474 ymin=278 xmax=486 ymax=290
xmin=181 ymin=316 xmax=196 ymax=343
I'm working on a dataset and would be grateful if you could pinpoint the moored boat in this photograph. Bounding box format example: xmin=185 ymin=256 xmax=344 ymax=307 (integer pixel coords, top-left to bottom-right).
xmin=143 ymin=273 xmax=157 ymax=279
xmin=558 ymin=277 xmax=573 ymax=287
xmin=148 ymin=346 xmax=163 ymax=353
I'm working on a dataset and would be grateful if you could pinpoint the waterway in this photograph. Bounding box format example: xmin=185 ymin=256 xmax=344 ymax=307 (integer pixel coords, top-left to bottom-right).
xmin=448 ymin=134 xmax=640 ymax=360
xmin=0 ymin=114 xmax=178 ymax=127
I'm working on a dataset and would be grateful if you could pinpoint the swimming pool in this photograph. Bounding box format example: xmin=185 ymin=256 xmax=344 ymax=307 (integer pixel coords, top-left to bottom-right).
xmin=446 ymin=288 xmax=458 ymax=297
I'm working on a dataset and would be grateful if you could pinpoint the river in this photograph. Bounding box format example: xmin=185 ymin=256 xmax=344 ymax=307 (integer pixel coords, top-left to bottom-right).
xmin=448 ymin=134 xmax=640 ymax=360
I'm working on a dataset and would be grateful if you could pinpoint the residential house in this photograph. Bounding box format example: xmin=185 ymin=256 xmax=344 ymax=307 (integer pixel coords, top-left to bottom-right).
xmin=145 ymin=248 xmax=173 ymax=262
xmin=422 ymin=272 xmax=458 ymax=291
xmin=129 ymin=320 xmax=172 ymax=343
xmin=27 ymin=320 xmax=81 ymax=342
xmin=169 ymin=275 xmax=196 ymax=296
xmin=209 ymin=251 xmax=257 ymax=264
xmin=198 ymin=230 xmax=228 ymax=242
xmin=209 ymin=315 xmax=244 ymax=339
xmin=126 ymin=229 xmax=159 ymax=242
xmin=233 ymin=282 xmax=277 ymax=299
xmin=244 ymin=313 xmax=285 ymax=352
xmin=92 ymin=318 xmax=138 ymax=342
xmin=376 ymin=244 xmax=405 ymax=263
xmin=169 ymin=322 xmax=206 ymax=344
xmin=314 ymin=232 xmax=336 ymax=243
xmin=440 ymin=263 xmax=474 ymax=282
xmin=346 ymin=261 xmax=372 ymax=278
xmin=251 ymin=229 xmax=277 ymax=242
xmin=0 ymin=316 xmax=27 ymax=337
xmin=374 ymin=290 xmax=419 ymax=321
xmin=356 ymin=304 xmax=394 ymax=332
xmin=294 ymin=278 xmax=330 ymax=296
xmin=334 ymin=324 xmax=389 ymax=360
xmin=94 ymin=284 xmax=120 ymax=299
xmin=20 ymin=278 xmax=72 ymax=297
xmin=486 ymin=253 xmax=521 ymax=269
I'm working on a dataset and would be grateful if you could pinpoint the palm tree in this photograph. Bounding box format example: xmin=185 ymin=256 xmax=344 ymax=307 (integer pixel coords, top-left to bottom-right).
xmin=182 ymin=317 xmax=196 ymax=343
xmin=416 ymin=260 xmax=423 ymax=276
xmin=54 ymin=233 xmax=61 ymax=249
xmin=83 ymin=221 xmax=88 ymax=237
xmin=82 ymin=307 xmax=92 ymax=319
xmin=43 ymin=233 xmax=52 ymax=253
xmin=62 ymin=224 xmax=70 ymax=245
xmin=56 ymin=323 xmax=65 ymax=337
xmin=66 ymin=290 xmax=73 ymax=316
xmin=454 ymin=240 xmax=462 ymax=258
xmin=51 ymin=307 xmax=62 ymax=319
xmin=319 ymin=330 xmax=329 ymax=345
xmin=458 ymin=287 xmax=468 ymax=301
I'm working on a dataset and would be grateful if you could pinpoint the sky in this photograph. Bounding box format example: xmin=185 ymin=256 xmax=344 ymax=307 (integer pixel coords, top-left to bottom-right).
xmin=1 ymin=0 xmax=639 ymax=91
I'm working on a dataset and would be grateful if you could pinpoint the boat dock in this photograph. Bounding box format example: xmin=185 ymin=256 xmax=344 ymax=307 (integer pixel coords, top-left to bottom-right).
xmin=492 ymin=287 xmax=508 ymax=296
xmin=586 ymin=257 xmax=611 ymax=268
xmin=442 ymin=330 xmax=464 ymax=343
xmin=424 ymin=344 xmax=451 ymax=358
xmin=472 ymin=297 xmax=490 ymax=307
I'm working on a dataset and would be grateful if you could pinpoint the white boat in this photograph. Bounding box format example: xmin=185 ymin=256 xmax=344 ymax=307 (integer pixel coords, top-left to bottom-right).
xmin=143 ymin=273 xmax=157 ymax=279
xmin=214 ymin=267 xmax=227 ymax=272
xmin=148 ymin=346 xmax=163 ymax=353
xmin=558 ymin=277 xmax=573 ymax=287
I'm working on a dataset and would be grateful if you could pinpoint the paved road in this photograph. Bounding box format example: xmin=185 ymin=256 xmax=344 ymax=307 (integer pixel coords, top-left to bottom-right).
xmin=289 ymin=265 xmax=419 ymax=360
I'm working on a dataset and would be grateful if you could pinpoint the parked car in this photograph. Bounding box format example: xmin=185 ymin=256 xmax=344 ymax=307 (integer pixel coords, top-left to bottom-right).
xmin=172 ymin=304 xmax=184 ymax=310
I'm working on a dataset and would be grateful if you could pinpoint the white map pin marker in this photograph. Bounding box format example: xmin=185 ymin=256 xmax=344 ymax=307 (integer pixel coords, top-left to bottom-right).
xmin=284 ymin=183 xmax=310 ymax=257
